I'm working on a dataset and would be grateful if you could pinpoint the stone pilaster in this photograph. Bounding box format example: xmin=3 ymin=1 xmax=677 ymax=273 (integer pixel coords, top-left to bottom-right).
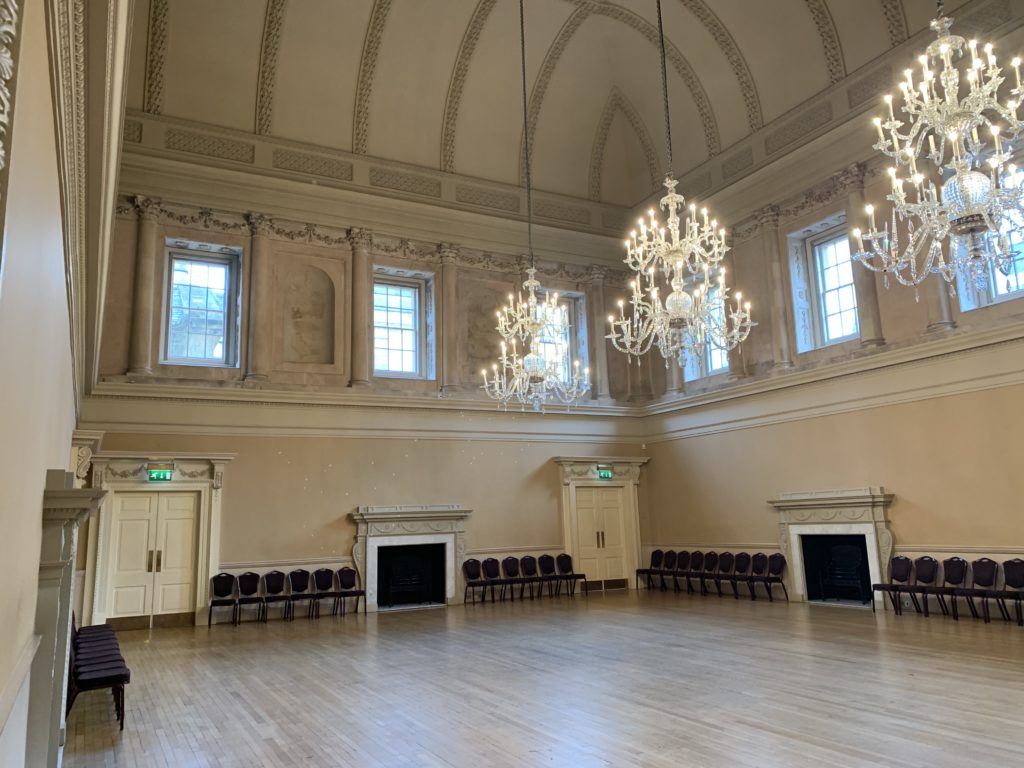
xmin=127 ymin=196 xmax=160 ymax=376
xmin=439 ymin=243 xmax=460 ymax=394
xmin=348 ymin=228 xmax=373 ymax=387
xmin=587 ymin=266 xmax=612 ymax=401
xmin=244 ymin=213 xmax=273 ymax=382
xmin=759 ymin=205 xmax=794 ymax=369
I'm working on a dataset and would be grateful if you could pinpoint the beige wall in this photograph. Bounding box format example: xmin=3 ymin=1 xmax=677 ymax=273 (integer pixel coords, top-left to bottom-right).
xmin=643 ymin=383 xmax=1024 ymax=554
xmin=98 ymin=431 xmax=636 ymax=566
xmin=0 ymin=0 xmax=77 ymax=757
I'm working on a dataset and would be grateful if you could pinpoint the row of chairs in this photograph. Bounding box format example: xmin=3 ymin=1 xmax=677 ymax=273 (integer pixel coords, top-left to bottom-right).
xmin=68 ymin=619 xmax=130 ymax=731
xmin=873 ymin=556 xmax=1024 ymax=624
xmin=463 ymin=554 xmax=587 ymax=603
xmin=209 ymin=568 xmax=366 ymax=624
xmin=636 ymin=550 xmax=790 ymax=601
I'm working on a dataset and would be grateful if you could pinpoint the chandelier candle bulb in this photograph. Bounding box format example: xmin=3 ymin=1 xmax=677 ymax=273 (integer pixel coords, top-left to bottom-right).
xmin=874 ymin=117 xmax=885 ymax=143
xmin=1013 ymin=57 xmax=1022 ymax=88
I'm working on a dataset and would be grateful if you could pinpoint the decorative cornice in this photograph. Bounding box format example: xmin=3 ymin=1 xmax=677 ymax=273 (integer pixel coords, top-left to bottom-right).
xmin=588 ymin=87 xmax=658 ymax=201
xmin=879 ymin=0 xmax=908 ymax=46
xmin=352 ymin=0 xmax=392 ymax=155
xmin=440 ymin=0 xmax=497 ymax=172
xmin=777 ymin=163 xmax=863 ymax=219
xmin=143 ymin=0 xmax=167 ymax=114
xmin=678 ymin=0 xmax=762 ymax=131
xmin=246 ymin=211 xmax=349 ymax=246
xmin=755 ymin=204 xmax=780 ymax=229
xmin=804 ymin=0 xmax=845 ymax=84
xmin=254 ymin=0 xmax=287 ymax=136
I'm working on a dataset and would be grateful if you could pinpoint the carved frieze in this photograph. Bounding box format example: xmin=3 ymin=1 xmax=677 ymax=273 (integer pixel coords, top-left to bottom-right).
xmin=166 ymin=129 xmax=256 ymax=164
xmin=454 ymin=184 xmax=520 ymax=213
xmin=272 ymin=148 xmax=353 ymax=181
xmin=369 ymin=167 xmax=441 ymax=198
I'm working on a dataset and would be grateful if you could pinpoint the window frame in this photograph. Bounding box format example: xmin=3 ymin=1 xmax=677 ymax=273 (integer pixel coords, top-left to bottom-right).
xmin=682 ymin=286 xmax=730 ymax=382
xmin=806 ymin=226 xmax=859 ymax=347
xmin=957 ymin=229 xmax=1024 ymax=311
xmin=161 ymin=246 xmax=241 ymax=368
xmin=372 ymin=274 xmax=431 ymax=379
xmin=533 ymin=294 xmax=580 ymax=384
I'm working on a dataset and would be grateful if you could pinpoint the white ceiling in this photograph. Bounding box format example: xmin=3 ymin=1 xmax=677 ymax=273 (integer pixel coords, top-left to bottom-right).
xmin=124 ymin=0 xmax=967 ymax=207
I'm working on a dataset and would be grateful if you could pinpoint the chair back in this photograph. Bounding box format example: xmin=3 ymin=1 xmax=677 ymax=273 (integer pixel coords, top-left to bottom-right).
xmin=1003 ymin=558 xmax=1024 ymax=590
xmin=462 ymin=558 xmax=482 ymax=581
xmin=913 ymin=556 xmax=938 ymax=586
xmin=676 ymin=550 xmax=691 ymax=572
xmin=971 ymin=558 xmax=999 ymax=588
xmin=718 ymin=552 xmax=734 ymax=575
xmin=941 ymin=557 xmax=968 ymax=587
xmin=502 ymin=556 xmax=521 ymax=578
xmin=689 ymin=551 xmax=705 ymax=572
xmin=733 ymin=552 xmax=751 ymax=575
xmin=750 ymin=553 xmax=768 ymax=576
xmin=520 ymin=556 xmax=538 ymax=577
xmin=767 ymin=553 xmax=787 ymax=577
xmin=481 ymin=558 xmax=502 ymax=579
xmin=263 ymin=570 xmax=286 ymax=595
xmin=538 ymin=554 xmax=557 ymax=576
xmin=648 ymin=549 xmax=664 ymax=569
xmin=703 ymin=552 xmax=719 ymax=574
xmin=237 ymin=571 xmax=261 ymax=597
xmin=313 ymin=568 xmax=335 ymax=592
xmin=211 ymin=572 xmax=236 ymax=599
xmin=886 ymin=556 xmax=911 ymax=585
xmin=288 ymin=569 xmax=310 ymax=594
xmin=662 ymin=550 xmax=678 ymax=571
xmin=556 ymin=553 xmax=575 ymax=574
xmin=337 ymin=567 xmax=359 ymax=590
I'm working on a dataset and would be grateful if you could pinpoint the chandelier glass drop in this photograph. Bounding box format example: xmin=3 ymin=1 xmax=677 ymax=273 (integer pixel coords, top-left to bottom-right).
xmin=481 ymin=0 xmax=589 ymax=411
xmin=607 ymin=0 xmax=753 ymax=372
xmin=852 ymin=0 xmax=1024 ymax=293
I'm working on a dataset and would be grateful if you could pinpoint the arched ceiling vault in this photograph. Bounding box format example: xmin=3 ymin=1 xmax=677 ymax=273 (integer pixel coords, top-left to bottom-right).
xmin=125 ymin=0 xmax=985 ymax=211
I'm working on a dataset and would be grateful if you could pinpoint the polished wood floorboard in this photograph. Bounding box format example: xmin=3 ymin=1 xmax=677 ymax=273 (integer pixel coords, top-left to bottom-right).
xmin=64 ymin=591 xmax=1024 ymax=768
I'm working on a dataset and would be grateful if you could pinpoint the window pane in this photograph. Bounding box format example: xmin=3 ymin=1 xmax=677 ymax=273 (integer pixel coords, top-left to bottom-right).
xmin=815 ymin=233 xmax=859 ymax=343
xmin=374 ymin=280 xmax=422 ymax=374
xmin=167 ymin=256 xmax=233 ymax=364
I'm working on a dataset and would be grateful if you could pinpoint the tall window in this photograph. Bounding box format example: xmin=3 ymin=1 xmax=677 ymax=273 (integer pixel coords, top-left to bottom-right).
xmin=813 ymin=232 xmax=859 ymax=343
xmin=373 ymin=278 xmax=429 ymax=376
xmin=683 ymin=289 xmax=729 ymax=381
xmin=957 ymin=205 xmax=1024 ymax=311
xmin=165 ymin=250 xmax=238 ymax=366
xmin=534 ymin=300 xmax=574 ymax=382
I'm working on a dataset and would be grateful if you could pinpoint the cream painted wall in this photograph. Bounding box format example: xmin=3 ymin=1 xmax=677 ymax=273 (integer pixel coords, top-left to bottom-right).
xmin=643 ymin=383 xmax=1024 ymax=553
xmin=0 ymin=0 xmax=77 ymax=757
xmin=98 ymin=432 xmax=637 ymax=566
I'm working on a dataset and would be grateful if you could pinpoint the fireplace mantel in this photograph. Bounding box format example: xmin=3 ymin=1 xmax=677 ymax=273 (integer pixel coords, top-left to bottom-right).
xmin=349 ymin=505 xmax=472 ymax=611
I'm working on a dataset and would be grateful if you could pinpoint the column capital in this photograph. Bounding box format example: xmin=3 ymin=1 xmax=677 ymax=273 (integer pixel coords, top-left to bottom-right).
xmin=438 ymin=242 xmax=460 ymax=263
xmin=587 ymin=265 xmax=608 ymax=282
xmin=348 ymin=227 xmax=373 ymax=250
xmin=756 ymin=204 xmax=780 ymax=229
xmin=246 ymin=212 xmax=274 ymax=237
xmin=837 ymin=162 xmax=867 ymax=193
xmin=133 ymin=195 xmax=162 ymax=221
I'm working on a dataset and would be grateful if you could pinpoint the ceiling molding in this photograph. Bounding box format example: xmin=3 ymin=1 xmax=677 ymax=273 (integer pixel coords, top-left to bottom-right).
xmin=351 ymin=0 xmax=392 ymax=155
xmin=521 ymin=0 xmax=721 ymax=187
xmin=143 ymin=0 xmax=167 ymax=114
xmin=440 ymin=0 xmax=497 ymax=173
xmin=588 ymin=86 xmax=658 ymax=201
xmin=677 ymin=0 xmax=762 ymax=131
xmin=879 ymin=0 xmax=909 ymax=46
xmin=254 ymin=0 xmax=287 ymax=136
xmin=804 ymin=0 xmax=846 ymax=84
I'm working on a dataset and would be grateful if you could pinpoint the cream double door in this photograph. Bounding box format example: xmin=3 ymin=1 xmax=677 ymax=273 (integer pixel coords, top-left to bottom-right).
xmin=108 ymin=492 xmax=199 ymax=621
xmin=574 ymin=486 xmax=628 ymax=588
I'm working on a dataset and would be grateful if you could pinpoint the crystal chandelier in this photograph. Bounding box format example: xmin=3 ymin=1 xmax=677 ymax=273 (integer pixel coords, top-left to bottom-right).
xmin=481 ymin=0 xmax=589 ymax=411
xmin=852 ymin=0 xmax=1024 ymax=293
xmin=607 ymin=0 xmax=753 ymax=372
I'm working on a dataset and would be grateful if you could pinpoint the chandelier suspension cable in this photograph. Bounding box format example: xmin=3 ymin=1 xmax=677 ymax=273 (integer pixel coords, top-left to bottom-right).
xmin=655 ymin=0 xmax=673 ymax=176
xmin=519 ymin=0 xmax=535 ymax=269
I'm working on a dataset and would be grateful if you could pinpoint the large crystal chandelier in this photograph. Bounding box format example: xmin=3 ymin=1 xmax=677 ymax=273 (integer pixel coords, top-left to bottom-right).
xmin=481 ymin=0 xmax=589 ymax=411
xmin=852 ymin=0 xmax=1024 ymax=293
xmin=607 ymin=0 xmax=753 ymax=372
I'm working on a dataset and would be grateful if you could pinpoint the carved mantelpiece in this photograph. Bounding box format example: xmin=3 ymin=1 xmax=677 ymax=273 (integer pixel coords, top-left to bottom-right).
xmin=350 ymin=504 xmax=472 ymax=611
xmin=768 ymin=487 xmax=895 ymax=605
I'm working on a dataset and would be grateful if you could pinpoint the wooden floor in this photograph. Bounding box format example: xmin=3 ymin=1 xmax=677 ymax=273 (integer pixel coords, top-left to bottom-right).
xmin=64 ymin=590 xmax=1024 ymax=768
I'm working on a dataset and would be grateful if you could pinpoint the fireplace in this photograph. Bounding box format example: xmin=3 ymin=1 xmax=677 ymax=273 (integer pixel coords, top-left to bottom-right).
xmin=376 ymin=544 xmax=446 ymax=608
xmin=801 ymin=534 xmax=872 ymax=606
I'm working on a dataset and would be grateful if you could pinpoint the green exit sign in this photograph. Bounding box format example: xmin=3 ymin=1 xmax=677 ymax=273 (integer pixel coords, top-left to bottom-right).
xmin=597 ymin=468 xmax=614 ymax=480
xmin=147 ymin=463 xmax=174 ymax=482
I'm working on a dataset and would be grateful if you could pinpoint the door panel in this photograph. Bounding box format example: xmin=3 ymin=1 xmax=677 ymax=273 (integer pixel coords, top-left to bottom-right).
xmin=599 ymin=488 xmax=626 ymax=580
xmin=154 ymin=493 xmax=198 ymax=615
xmin=108 ymin=494 xmax=157 ymax=618
xmin=574 ymin=487 xmax=602 ymax=579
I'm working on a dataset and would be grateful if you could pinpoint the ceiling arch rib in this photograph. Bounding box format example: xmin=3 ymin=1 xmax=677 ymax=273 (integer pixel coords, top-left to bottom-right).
xmin=804 ymin=0 xmax=845 ymax=84
xmin=588 ymin=86 xmax=658 ymax=201
xmin=144 ymin=0 xmax=168 ymax=114
xmin=255 ymin=0 xmax=288 ymax=135
xmin=521 ymin=1 xmax=721 ymax=187
xmin=677 ymin=0 xmax=762 ymax=131
xmin=352 ymin=0 xmax=393 ymax=155
xmin=879 ymin=0 xmax=909 ymax=47
xmin=440 ymin=0 xmax=498 ymax=173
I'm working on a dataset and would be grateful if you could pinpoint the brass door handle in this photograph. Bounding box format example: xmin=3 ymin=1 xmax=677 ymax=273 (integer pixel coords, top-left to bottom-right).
xmin=156 ymin=551 xmax=162 ymax=573
xmin=600 ymin=531 xmax=605 ymax=548
xmin=147 ymin=550 xmax=154 ymax=573
xmin=596 ymin=531 xmax=600 ymax=548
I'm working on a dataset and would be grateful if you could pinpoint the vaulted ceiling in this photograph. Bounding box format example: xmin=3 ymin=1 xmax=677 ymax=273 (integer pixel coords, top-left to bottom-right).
xmin=124 ymin=0 xmax=965 ymax=208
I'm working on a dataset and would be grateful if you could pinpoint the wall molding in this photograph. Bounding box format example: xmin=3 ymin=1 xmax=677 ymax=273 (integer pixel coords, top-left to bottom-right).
xmin=0 ymin=634 xmax=38 ymax=744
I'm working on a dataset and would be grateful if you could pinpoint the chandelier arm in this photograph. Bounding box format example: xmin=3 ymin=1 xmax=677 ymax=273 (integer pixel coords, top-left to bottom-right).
xmin=519 ymin=0 xmax=535 ymax=269
xmin=655 ymin=0 xmax=673 ymax=176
